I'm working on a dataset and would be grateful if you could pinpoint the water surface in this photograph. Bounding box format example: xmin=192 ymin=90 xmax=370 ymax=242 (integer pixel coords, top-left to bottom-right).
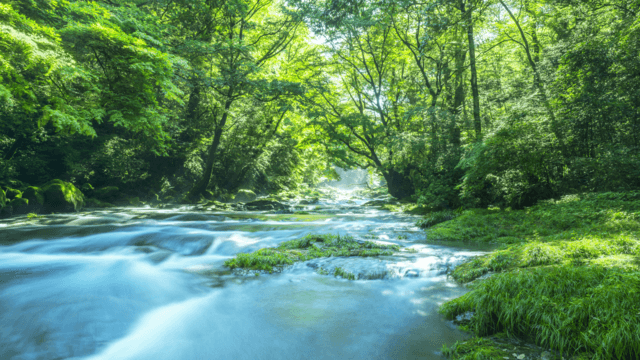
xmin=0 ymin=189 xmax=483 ymax=359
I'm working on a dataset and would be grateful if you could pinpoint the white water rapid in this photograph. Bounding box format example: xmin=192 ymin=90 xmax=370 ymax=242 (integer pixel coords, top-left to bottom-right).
xmin=0 ymin=179 xmax=486 ymax=360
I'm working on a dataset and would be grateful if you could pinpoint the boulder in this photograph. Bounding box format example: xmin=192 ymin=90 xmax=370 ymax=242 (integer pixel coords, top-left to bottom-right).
xmin=41 ymin=179 xmax=85 ymax=213
xmin=22 ymin=186 xmax=45 ymax=212
xmin=234 ymin=189 xmax=257 ymax=203
xmin=299 ymin=197 xmax=319 ymax=205
xmin=84 ymin=198 xmax=115 ymax=208
xmin=245 ymin=200 xmax=287 ymax=211
xmin=9 ymin=197 xmax=29 ymax=215
xmin=93 ymin=186 xmax=119 ymax=201
xmin=0 ymin=204 xmax=12 ymax=218
xmin=5 ymin=188 xmax=22 ymax=200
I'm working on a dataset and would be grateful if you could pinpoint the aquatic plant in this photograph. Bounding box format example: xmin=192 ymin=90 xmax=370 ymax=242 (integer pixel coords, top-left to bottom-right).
xmin=333 ymin=267 xmax=356 ymax=280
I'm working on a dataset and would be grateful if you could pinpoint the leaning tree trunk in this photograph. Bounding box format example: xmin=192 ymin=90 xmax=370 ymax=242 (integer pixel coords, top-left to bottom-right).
xmin=187 ymin=98 xmax=233 ymax=200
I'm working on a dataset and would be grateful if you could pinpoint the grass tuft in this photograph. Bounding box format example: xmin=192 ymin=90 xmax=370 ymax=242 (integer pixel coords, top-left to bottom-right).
xmin=437 ymin=192 xmax=640 ymax=359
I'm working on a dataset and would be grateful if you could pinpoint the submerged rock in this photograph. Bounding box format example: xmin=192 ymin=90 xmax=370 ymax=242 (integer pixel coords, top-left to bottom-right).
xmin=245 ymin=200 xmax=287 ymax=211
xmin=41 ymin=179 xmax=85 ymax=213
xmin=234 ymin=189 xmax=257 ymax=203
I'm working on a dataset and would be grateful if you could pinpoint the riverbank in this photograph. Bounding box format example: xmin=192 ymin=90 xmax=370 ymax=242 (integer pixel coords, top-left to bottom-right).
xmin=423 ymin=192 xmax=640 ymax=360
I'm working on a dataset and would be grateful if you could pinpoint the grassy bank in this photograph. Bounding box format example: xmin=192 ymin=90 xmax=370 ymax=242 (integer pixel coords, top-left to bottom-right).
xmin=425 ymin=192 xmax=640 ymax=360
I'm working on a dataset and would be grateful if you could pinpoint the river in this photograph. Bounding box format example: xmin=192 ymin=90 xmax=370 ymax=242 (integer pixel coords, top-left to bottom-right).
xmin=0 ymin=186 xmax=484 ymax=360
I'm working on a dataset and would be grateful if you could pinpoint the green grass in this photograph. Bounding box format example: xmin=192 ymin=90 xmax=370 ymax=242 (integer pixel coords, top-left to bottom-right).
xmin=224 ymin=234 xmax=401 ymax=273
xmin=434 ymin=191 xmax=640 ymax=359
xmin=441 ymin=337 xmax=510 ymax=360
xmin=441 ymin=266 xmax=640 ymax=359
xmin=416 ymin=210 xmax=458 ymax=229
xmin=333 ymin=266 xmax=356 ymax=280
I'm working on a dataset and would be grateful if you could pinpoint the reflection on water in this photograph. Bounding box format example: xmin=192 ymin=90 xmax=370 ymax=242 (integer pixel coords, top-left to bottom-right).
xmin=0 ymin=187 xmax=483 ymax=360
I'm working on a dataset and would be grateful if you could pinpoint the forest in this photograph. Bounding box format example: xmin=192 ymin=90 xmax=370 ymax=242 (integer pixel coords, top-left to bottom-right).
xmin=1 ymin=0 xmax=639 ymax=359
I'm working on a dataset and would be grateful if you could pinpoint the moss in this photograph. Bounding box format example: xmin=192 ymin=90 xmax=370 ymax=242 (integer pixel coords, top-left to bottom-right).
xmin=22 ymin=186 xmax=44 ymax=208
xmin=9 ymin=197 xmax=29 ymax=214
xmin=234 ymin=189 xmax=257 ymax=203
xmin=41 ymin=179 xmax=85 ymax=213
xmin=84 ymin=198 xmax=115 ymax=208
xmin=5 ymin=187 xmax=22 ymax=200
xmin=224 ymin=234 xmax=401 ymax=273
xmin=92 ymin=186 xmax=119 ymax=201
xmin=416 ymin=210 xmax=458 ymax=229
xmin=0 ymin=188 xmax=6 ymax=207
xmin=224 ymin=213 xmax=335 ymax=222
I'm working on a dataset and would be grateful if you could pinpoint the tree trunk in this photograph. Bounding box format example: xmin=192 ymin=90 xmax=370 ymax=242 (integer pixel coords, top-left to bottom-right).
xmin=187 ymin=98 xmax=233 ymax=199
xmin=462 ymin=0 xmax=482 ymax=140
xmin=383 ymin=169 xmax=415 ymax=199
xmin=453 ymin=31 xmax=467 ymax=115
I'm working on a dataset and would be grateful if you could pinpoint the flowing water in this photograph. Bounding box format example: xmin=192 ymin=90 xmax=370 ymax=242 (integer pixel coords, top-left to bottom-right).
xmin=0 ymin=186 xmax=486 ymax=360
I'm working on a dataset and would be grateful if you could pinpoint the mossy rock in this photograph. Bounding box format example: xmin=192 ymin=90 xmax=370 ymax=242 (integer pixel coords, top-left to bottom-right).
xmin=245 ymin=200 xmax=287 ymax=211
xmin=93 ymin=186 xmax=119 ymax=201
xmin=22 ymin=186 xmax=45 ymax=211
xmin=0 ymin=188 xmax=6 ymax=207
xmin=41 ymin=179 xmax=85 ymax=213
xmin=299 ymin=197 xmax=319 ymax=205
xmin=81 ymin=183 xmax=94 ymax=195
xmin=0 ymin=205 xmax=12 ymax=218
xmin=234 ymin=189 xmax=257 ymax=203
xmin=128 ymin=197 xmax=143 ymax=206
xmin=5 ymin=188 xmax=22 ymax=200
xmin=10 ymin=197 xmax=30 ymax=215
xmin=84 ymin=198 xmax=115 ymax=208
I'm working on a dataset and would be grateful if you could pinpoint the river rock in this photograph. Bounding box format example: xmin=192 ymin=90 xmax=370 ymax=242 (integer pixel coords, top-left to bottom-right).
xmin=41 ymin=179 xmax=85 ymax=213
xmin=299 ymin=197 xmax=319 ymax=205
xmin=363 ymin=199 xmax=395 ymax=207
xmin=235 ymin=189 xmax=257 ymax=203
xmin=245 ymin=200 xmax=287 ymax=211
xmin=9 ymin=197 xmax=30 ymax=215
xmin=22 ymin=186 xmax=45 ymax=212
xmin=5 ymin=188 xmax=22 ymax=200
xmin=0 ymin=204 xmax=12 ymax=218
xmin=92 ymin=186 xmax=119 ymax=201
xmin=85 ymin=198 xmax=115 ymax=208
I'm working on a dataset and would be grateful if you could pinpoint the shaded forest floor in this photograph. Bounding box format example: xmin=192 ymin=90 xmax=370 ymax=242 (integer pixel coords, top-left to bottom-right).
xmin=418 ymin=192 xmax=640 ymax=359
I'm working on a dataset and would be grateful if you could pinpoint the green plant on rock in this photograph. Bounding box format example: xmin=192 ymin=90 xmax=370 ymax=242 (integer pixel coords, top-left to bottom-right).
xmin=224 ymin=234 xmax=401 ymax=273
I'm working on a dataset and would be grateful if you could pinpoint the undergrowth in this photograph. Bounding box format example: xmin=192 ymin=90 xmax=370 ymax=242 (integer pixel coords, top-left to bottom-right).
xmin=435 ymin=192 xmax=640 ymax=359
xmin=224 ymin=234 xmax=400 ymax=273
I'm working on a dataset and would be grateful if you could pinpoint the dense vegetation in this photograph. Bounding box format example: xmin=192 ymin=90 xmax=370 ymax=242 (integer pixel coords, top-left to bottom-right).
xmin=2 ymin=0 xmax=639 ymax=358
xmin=2 ymin=0 xmax=638 ymax=209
